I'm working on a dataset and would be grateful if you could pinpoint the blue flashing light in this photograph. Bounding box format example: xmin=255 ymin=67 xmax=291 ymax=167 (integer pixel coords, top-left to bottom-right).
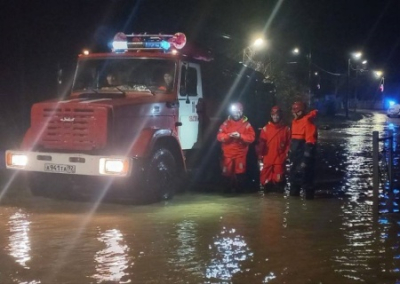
xmin=389 ymin=100 xmax=396 ymax=106
xmin=160 ymin=40 xmax=171 ymax=50
xmin=113 ymin=41 xmax=128 ymax=51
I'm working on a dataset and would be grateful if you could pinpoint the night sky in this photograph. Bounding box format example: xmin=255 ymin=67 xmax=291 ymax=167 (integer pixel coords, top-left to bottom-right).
xmin=0 ymin=0 xmax=399 ymax=105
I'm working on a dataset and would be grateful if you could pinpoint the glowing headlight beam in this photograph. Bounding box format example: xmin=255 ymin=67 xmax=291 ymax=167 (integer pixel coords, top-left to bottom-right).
xmin=6 ymin=153 xmax=28 ymax=168
xmin=99 ymin=158 xmax=129 ymax=176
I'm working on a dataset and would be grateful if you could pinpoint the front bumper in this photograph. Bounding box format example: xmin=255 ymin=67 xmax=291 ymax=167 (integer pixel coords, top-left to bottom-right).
xmin=5 ymin=150 xmax=134 ymax=177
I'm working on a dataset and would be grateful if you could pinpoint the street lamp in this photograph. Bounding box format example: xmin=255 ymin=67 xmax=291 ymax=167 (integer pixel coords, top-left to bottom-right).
xmin=373 ymin=70 xmax=385 ymax=107
xmin=354 ymin=59 xmax=368 ymax=111
xmin=374 ymin=70 xmax=383 ymax=78
xmin=243 ymin=38 xmax=265 ymax=62
xmin=253 ymin=38 xmax=264 ymax=48
xmin=346 ymin=51 xmax=364 ymax=118
xmin=242 ymin=37 xmax=266 ymax=72
xmin=291 ymin=46 xmax=313 ymax=107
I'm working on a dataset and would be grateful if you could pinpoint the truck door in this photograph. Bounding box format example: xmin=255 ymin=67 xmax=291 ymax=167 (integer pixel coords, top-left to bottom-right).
xmin=178 ymin=62 xmax=203 ymax=150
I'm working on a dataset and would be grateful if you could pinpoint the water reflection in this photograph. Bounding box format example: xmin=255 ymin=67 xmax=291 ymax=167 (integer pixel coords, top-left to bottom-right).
xmin=205 ymin=227 xmax=253 ymax=283
xmin=333 ymin=114 xmax=389 ymax=281
xmin=173 ymin=220 xmax=198 ymax=269
xmin=7 ymin=210 xmax=31 ymax=269
xmin=92 ymin=228 xmax=131 ymax=283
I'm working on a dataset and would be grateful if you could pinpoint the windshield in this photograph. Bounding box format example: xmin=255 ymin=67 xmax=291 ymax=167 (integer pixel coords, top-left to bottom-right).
xmin=72 ymin=58 xmax=176 ymax=93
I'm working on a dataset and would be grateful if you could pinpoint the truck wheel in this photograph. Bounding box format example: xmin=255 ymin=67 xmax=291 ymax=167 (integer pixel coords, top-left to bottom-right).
xmin=144 ymin=148 xmax=177 ymax=201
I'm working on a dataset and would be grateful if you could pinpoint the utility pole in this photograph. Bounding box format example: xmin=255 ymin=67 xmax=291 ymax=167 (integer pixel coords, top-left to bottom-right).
xmin=345 ymin=58 xmax=350 ymax=118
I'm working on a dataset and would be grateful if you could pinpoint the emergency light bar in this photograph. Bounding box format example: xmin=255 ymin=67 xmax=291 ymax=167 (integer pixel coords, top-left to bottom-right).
xmin=112 ymin=32 xmax=187 ymax=52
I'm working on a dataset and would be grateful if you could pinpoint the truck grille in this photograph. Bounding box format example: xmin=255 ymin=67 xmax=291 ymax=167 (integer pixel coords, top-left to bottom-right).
xmin=37 ymin=105 xmax=108 ymax=151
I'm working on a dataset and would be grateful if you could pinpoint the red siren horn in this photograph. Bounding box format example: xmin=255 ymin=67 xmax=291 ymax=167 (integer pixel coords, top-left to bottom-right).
xmin=113 ymin=32 xmax=127 ymax=41
xmin=169 ymin=33 xmax=186 ymax=49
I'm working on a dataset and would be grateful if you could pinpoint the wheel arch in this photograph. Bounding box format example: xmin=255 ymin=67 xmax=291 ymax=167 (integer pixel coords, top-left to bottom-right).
xmin=152 ymin=136 xmax=186 ymax=173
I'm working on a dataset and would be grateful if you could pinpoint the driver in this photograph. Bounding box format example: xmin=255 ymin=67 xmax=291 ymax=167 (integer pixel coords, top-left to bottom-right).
xmin=158 ymin=72 xmax=173 ymax=92
xmin=105 ymin=72 xmax=120 ymax=86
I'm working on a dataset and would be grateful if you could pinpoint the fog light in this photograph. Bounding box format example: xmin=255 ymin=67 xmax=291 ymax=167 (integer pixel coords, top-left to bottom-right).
xmin=99 ymin=158 xmax=129 ymax=176
xmin=6 ymin=153 xmax=28 ymax=168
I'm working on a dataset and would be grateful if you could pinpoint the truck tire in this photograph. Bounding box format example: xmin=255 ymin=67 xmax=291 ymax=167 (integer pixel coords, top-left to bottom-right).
xmin=143 ymin=147 xmax=177 ymax=202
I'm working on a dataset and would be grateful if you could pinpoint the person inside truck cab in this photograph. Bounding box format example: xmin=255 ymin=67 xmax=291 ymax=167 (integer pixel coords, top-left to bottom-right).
xmin=158 ymin=72 xmax=173 ymax=92
xmin=105 ymin=72 xmax=120 ymax=87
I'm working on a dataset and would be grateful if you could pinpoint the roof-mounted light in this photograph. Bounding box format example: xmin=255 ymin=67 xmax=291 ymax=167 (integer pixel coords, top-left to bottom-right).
xmin=112 ymin=32 xmax=186 ymax=53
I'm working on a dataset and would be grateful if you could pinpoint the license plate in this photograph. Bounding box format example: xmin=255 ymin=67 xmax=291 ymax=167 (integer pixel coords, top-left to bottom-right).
xmin=44 ymin=163 xmax=76 ymax=174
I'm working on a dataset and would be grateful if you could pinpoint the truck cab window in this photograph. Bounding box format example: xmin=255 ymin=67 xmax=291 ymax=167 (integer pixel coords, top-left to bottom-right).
xmin=72 ymin=59 xmax=176 ymax=93
xmin=180 ymin=67 xmax=198 ymax=96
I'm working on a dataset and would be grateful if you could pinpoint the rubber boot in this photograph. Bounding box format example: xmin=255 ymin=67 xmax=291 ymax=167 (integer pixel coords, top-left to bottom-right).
xmin=222 ymin=176 xmax=233 ymax=194
xmin=289 ymin=184 xmax=301 ymax=197
xmin=235 ymin=174 xmax=246 ymax=193
xmin=275 ymin=181 xmax=286 ymax=193
xmin=264 ymin=183 xmax=274 ymax=193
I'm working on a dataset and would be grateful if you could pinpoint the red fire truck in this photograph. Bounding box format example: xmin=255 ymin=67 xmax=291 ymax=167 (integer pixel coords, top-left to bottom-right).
xmin=5 ymin=32 xmax=275 ymax=202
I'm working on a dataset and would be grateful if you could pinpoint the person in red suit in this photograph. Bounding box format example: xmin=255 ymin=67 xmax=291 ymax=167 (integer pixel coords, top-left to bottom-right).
xmin=217 ymin=102 xmax=255 ymax=193
xmin=289 ymin=101 xmax=318 ymax=199
xmin=257 ymin=106 xmax=291 ymax=193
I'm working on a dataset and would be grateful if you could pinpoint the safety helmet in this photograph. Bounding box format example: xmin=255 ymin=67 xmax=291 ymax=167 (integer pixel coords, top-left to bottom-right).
xmin=292 ymin=101 xmax=306 ymax=113
xmin=270 ymin=106 xmax=282 ymax=116
xmin=229 ymin=102 xmax=243 ymax=121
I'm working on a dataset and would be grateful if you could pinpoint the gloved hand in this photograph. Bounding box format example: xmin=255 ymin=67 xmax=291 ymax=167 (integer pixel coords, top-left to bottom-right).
xmin=229 ymin=131 xmax=240 ymax=138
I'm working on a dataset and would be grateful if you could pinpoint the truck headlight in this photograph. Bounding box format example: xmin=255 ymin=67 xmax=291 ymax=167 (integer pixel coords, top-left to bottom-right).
xmin=99 ymin=158 xmax=130 ymax=176
xmin=6 ymin=153 xmax=28 ymax=168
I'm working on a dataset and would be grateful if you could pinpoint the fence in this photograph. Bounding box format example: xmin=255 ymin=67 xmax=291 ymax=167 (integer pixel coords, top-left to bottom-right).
xmin=372 ymin=130 xmax=399 ymax=215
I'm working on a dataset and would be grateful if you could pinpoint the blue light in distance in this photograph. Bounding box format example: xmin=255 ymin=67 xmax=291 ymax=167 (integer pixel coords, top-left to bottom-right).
xmin=389 ymin=100 xmax=396 ymax=106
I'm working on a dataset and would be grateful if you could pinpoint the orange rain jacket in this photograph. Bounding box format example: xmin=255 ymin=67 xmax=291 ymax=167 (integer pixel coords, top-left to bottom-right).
xmin=217 ymin=116 xmax=255 ymax=175
xmin=290 ymin=110 xmax=318 ymax=166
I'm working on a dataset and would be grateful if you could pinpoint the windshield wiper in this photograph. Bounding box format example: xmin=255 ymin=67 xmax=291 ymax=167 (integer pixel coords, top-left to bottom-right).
xmin=115 ymin=87 xmax=126 ymax=95
xmin=87 ymin=88 xmax=99 ymax=93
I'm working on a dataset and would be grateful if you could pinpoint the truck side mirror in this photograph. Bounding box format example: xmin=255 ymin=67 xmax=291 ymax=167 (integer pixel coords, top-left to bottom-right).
xmin=57 ymin=68 xmax=63 ymax=85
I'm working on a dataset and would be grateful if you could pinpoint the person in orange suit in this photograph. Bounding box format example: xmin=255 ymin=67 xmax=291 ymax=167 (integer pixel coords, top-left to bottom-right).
xmin=217 ymin=102 xmax=255 ymax=193
xmin=257 ymin=106 xmax=291 ymax=193
xmin=289 ymin=101 xmax=318 ymax=199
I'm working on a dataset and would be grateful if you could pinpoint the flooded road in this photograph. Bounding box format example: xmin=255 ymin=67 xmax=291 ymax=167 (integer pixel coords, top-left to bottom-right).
xmin=1 ymin=111 xmax=400 ymax=284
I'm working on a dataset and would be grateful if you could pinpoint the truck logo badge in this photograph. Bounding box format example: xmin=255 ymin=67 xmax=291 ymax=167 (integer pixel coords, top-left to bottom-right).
xmin=60 ymin=117 xmax=75 ymax=122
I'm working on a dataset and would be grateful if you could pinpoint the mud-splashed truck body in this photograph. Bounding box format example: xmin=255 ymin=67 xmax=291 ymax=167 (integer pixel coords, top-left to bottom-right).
xmin=6 ymin=32 xmax=275 ymax=202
